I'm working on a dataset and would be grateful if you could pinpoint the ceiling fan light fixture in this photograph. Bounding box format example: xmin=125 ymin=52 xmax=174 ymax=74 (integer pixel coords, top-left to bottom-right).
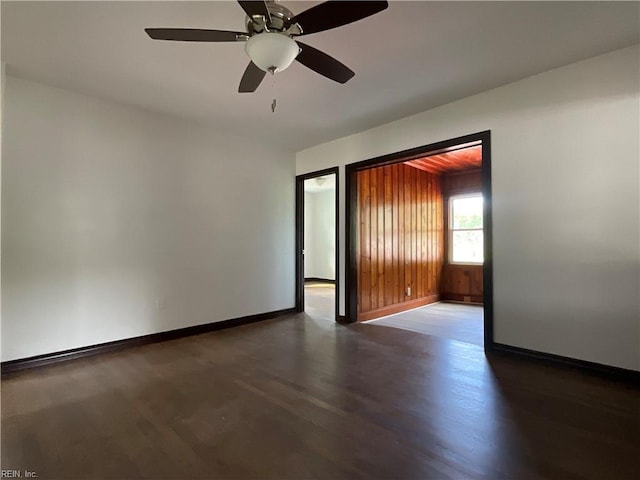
xmin=245 ymin=33 xmax=300 ymax=73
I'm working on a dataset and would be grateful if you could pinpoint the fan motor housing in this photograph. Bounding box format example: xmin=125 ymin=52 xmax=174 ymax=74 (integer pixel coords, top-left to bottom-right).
xmin=246 ymin=2 xmax=300 ymax=35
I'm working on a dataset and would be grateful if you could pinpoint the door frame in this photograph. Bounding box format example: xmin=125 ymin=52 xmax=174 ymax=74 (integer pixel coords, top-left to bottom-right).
xmin=295 ymin=167 xmax=340 ymax=322
xmin=345 ymin=131 xmax=494 ymax=350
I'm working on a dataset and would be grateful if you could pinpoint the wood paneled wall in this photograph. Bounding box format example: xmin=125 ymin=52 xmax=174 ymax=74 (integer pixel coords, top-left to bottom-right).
xmin=442 ymin=169 xmax=483 ymax=303
xmin=357 ymin=164 xmax=443 ymax=321
xmin=442 ymin=169 xmax=482 ymax=195
xmin=441 ymin=265 xmax=483 ymax=303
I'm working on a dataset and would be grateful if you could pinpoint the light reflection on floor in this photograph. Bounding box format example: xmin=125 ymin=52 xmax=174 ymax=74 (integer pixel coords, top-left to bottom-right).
xmin=303 ymin=282 xmax=335 ymax=322
xmin=365 ymin=302 xmax=484 ymax=347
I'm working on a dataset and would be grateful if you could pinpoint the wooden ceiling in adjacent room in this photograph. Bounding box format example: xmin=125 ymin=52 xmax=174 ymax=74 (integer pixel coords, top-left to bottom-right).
xmin=404 ymin=145 xmax=481 ymax=174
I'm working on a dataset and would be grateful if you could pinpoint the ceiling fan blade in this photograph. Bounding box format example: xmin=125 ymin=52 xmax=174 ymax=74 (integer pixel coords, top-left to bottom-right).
xmin=239 ymin=61 xmax=267 ymax=93
xmin=296 ymin=42 xmax=354 ymax=84
xmin=145 ymin=28 xmax=245 ymax=42
xmin=286 ymin=1 xmax=388 ymax=36
xmin=237 ymin=1 xmax=271 ymax=23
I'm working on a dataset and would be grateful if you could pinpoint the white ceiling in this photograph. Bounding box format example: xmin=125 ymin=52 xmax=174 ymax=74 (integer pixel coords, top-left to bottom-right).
xmin=2 ymin=1 xmax=638 ymax=152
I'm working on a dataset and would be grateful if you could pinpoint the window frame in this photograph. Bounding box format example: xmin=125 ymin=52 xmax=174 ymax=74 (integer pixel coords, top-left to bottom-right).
xmin=448 ymin=192 xmax=484 ymax=265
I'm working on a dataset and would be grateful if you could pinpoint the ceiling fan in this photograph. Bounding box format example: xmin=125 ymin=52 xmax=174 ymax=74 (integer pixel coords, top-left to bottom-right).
xmin=145 ymin=0 xmax=389 ymax=93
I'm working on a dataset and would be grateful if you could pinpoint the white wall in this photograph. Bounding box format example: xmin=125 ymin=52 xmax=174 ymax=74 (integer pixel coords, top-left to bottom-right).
xmin=297 ymin=45 xmax=640 ymax=371
xmin=2 ymin=76 xmax=295 ymax=361
xmin=304 ymin=188 xmax=335 ymax=280
xmin=1 ymin=63 xmax=5 ymax=361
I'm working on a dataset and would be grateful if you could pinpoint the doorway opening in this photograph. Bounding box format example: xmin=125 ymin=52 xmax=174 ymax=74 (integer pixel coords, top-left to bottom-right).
xmin=295 ymin=168 xmax=339 ymax=322
xmin=345 ymin=131 xmax=493 ymax=350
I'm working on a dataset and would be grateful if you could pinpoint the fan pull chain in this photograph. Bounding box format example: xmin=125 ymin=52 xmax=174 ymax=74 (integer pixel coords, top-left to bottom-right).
xmin=271 ymin=74 xmax=277 ymax=113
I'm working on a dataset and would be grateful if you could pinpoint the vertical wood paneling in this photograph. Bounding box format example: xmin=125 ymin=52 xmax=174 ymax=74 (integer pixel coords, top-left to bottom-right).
xmin=370 ymin=169 xmax=378 ymax=310
xmin=398 ymin=165 xmax=405 ymax=305
xmin=391 ymin=165 xmax=399 ymax=306
xmin=425 ymin=173 xmax=431 ymax=294
xmin=359 ymin=169 xmax=371 ymax=313
xmin=417 ymin=171 xmax=424 ymax=298
xmin=357 ymin=164 xmax=444 ymax=321
xmin=442 ymin=169 xmax=482 ymax=194
xmin=377 ymin=167 xmax=385 ymax=308
xmin=384 ymin=168 xmax=393 ymax=307
xmin=437 ymin=175 xmax=444 ymax=292
xmin=404 ymin=167 xmax=412 ymax=302
xmin=436 ymin=177 xmax=444 ymax=293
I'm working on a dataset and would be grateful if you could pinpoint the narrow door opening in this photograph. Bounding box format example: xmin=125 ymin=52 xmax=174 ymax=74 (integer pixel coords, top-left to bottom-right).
xmin=296 ymin=168 xmax=339 ymax=322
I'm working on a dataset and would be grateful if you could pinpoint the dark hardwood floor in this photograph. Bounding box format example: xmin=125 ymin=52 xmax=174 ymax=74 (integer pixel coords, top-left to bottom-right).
xmin=2 ymin=311 xmax=639 ymax=479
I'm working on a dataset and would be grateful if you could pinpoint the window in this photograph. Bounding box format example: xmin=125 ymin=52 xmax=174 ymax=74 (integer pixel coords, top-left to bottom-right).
xmin=449 ymin=194 xmax=483 ymax=264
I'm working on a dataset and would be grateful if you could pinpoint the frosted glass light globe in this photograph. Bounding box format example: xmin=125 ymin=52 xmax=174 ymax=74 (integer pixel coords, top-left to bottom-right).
xmin=245 ymin=33 xmax=300 ymax=73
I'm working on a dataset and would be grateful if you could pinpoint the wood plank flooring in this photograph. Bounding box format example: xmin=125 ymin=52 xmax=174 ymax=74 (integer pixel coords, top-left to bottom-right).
xmin=365 ymin=302 xmax=483 ymax=347
xmin=304 ymin=283 xmax=335 ymax=322
xmin=2 ymin=312 xmax=638 ymax=479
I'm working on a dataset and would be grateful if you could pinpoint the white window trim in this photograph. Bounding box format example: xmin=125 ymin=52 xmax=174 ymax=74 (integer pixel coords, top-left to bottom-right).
xmin=449 ymin=192 xmax=484 ymax=265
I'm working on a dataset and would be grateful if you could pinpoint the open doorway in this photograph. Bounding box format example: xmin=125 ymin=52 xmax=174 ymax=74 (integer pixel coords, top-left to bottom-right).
xmin=295 ymin=168 xmax=339 ymax=322
xmin=345 ymin=131 xmax=493 ymax=349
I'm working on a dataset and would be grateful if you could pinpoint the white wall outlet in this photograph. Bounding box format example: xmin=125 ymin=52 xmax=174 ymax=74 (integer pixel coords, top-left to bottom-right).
xmin=406 ymin=286 xmax=411 ymax=296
